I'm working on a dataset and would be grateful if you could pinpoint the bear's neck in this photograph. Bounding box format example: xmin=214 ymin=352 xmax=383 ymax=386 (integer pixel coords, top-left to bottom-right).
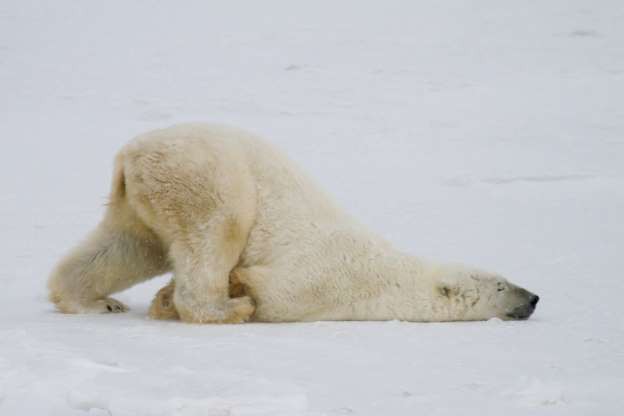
xmin=335 ymin=231 xmax=470 ymax=322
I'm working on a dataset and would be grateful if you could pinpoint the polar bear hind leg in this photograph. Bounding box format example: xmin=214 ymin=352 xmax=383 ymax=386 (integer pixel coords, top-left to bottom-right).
xmin=48 ymin=154 xmax=171 ymax=314
xmin=122 ymin=134 xmax=257 ymax=323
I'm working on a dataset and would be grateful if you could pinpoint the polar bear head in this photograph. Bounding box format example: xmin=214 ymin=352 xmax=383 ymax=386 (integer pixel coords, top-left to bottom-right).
xmin=435 ymin=270 xmax=539 ymax=321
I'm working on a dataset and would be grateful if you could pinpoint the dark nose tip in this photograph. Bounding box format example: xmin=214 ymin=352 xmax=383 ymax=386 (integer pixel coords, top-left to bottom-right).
xmin=529 ymin=295 xmax=539 ymax=308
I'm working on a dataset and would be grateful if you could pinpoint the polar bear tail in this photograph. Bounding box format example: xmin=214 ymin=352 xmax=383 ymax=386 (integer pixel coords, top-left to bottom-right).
xmin=109 ymin=152 xmax=127 ymax=204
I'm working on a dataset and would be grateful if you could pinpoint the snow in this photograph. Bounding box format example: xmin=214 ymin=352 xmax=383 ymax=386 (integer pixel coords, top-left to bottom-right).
xmin=1 ymin=0 xmax=623 ymax=414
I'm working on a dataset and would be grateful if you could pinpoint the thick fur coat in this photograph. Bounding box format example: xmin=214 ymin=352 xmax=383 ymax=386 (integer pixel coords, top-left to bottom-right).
xmin=49 ymin=124 xmax=539 ymax=323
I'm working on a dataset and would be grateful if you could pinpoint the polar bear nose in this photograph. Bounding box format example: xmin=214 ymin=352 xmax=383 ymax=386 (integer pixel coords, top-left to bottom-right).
xmin=529 ymin=295 xmax=539 ymax=308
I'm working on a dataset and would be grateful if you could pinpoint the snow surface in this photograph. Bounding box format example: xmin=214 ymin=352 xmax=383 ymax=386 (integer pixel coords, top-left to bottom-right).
xmin=1 ymin=1 xmax=623 ymax=415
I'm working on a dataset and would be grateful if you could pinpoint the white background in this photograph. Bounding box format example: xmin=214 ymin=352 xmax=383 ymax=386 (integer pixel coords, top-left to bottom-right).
xmin=1 ymin=1 xmax=623 ymax=414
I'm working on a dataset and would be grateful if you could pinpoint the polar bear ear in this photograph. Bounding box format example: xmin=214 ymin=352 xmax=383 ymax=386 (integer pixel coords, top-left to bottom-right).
xmin=437 ymin=284 xmax=460 ymax=298
xmin=438 ymin=285 xmax=451 ymax=298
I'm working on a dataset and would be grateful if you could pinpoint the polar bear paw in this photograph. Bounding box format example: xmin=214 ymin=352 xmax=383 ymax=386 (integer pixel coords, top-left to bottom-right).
xmin=51 ymin=296 xmax=128 ymax=314
xmin=97 ymin=297 xmax=128 ymax=313
xmin=221 ymin=296 xmax=256 ymax=323
xmin=175 ymin=295 xmax=256 ymax=324
xmin=149 ymin=280 xmax=179 ymax=320
xmin=149 ymin=276 xmax=254 ymax=323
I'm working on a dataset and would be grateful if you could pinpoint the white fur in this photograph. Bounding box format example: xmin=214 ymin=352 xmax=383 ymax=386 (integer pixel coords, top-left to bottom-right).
xmin=49 ymin=123 xmax=538 ymax=323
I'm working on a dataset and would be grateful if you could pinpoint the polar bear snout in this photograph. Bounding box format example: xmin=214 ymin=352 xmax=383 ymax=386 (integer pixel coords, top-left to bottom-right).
xmin=505 ymin=289 xmax=539 ymax=320
xmin=530 ymin=294 xmax=540 ymax=307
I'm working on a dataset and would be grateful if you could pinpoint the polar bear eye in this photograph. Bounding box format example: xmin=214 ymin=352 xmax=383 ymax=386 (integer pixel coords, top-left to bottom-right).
xmin=497 ymin=283 xmax=505 ymax=292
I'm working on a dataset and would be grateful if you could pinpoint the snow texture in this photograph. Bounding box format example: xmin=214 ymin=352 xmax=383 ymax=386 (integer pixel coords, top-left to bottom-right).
xmin=1 ymin=1 xmax=623 ymax=415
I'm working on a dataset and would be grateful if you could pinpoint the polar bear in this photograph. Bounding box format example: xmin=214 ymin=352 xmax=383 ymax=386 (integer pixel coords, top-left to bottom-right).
xmin=48 ymin=123 xmax=539 ymax=323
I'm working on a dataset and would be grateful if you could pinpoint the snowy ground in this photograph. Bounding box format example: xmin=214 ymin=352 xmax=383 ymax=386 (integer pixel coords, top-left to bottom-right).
xmin=1 ymin=1 xmax=623 ymax=414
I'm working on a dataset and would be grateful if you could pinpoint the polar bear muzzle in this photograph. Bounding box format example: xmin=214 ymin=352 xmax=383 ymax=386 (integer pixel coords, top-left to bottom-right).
xmin=504 ymin=287 xmax=539 ymax=320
